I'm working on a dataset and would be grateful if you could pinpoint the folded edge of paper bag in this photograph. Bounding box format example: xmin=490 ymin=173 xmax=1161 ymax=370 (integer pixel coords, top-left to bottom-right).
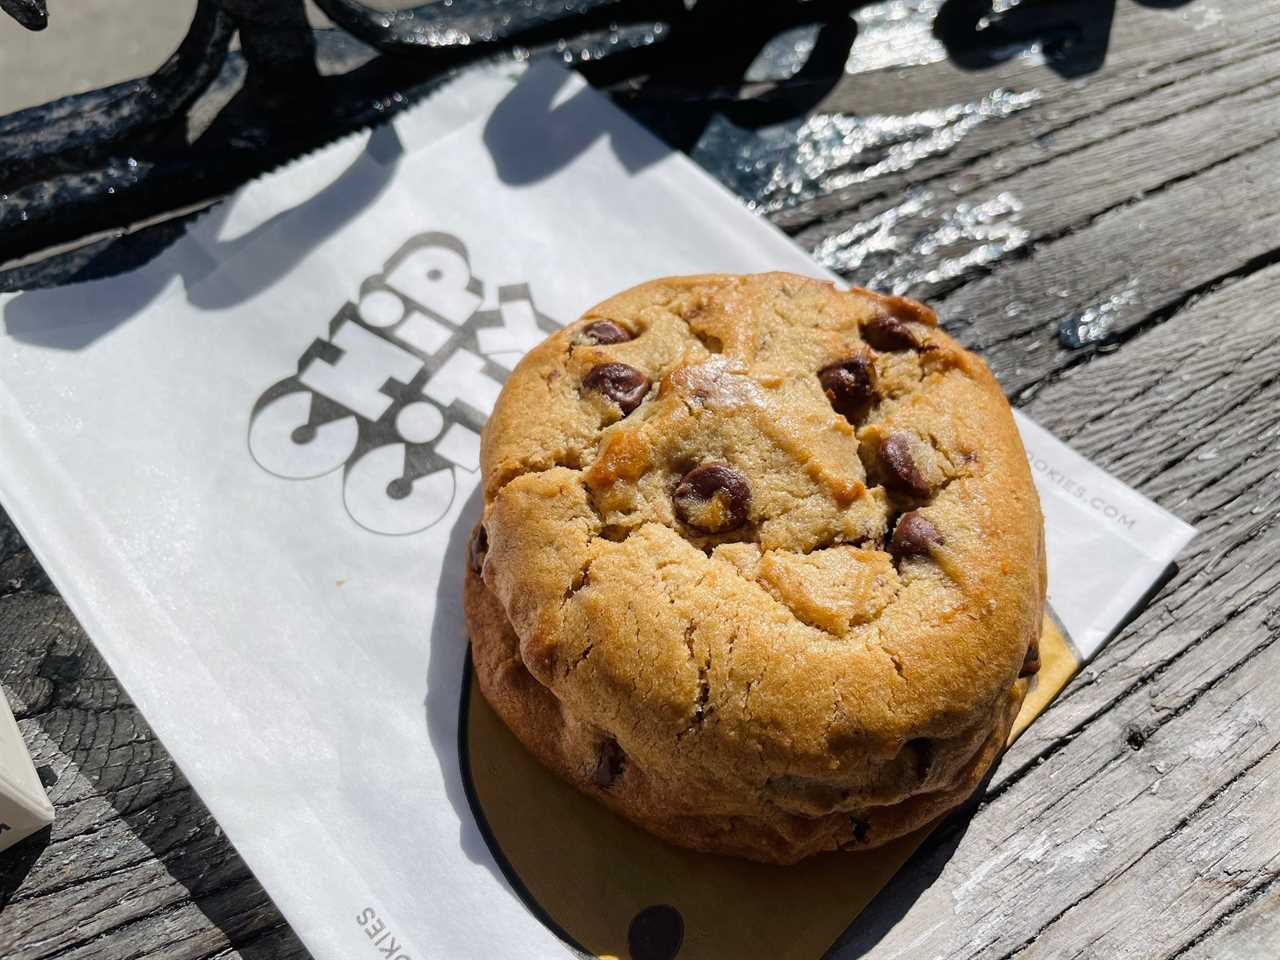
xmin=0 ymin=684 xmax=54 ymax=853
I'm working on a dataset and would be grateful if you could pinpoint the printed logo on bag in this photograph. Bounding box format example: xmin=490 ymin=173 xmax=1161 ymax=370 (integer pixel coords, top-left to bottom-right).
xmin=248 ymin=232 xmax=559 ymax=535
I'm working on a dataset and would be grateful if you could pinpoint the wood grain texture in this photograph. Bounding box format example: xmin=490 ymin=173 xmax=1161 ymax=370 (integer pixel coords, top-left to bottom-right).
xmin=2 ymin=1 xmax=1279 ymax=958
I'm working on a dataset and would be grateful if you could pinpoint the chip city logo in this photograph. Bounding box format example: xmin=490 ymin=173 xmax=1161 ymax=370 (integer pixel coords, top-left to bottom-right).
xmin=248 ymin=232 xmax=559 ymax=535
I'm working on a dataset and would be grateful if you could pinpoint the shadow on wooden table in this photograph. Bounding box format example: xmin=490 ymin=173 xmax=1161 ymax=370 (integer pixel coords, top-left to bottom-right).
xmin=91 ymin=778 xmax=313 ymax=959
xmin=0 ymin=828 xmax=52 ymax=914
xmin=826 ymin=777 xmax=988 ymax=958
xmin=934 ymin=0 xmax=1191 ymax=80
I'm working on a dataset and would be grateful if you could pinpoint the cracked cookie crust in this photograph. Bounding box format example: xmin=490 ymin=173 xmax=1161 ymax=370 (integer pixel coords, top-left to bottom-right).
xmin=465 ymin=273 xmax=1046 ymax=864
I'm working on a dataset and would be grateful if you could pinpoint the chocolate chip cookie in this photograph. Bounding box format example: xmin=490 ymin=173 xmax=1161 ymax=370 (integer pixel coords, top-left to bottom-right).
xmin=465 ymin=273 xmax=1045 ymax=864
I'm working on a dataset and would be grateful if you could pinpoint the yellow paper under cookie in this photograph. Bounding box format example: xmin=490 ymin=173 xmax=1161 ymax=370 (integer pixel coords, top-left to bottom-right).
xmin=463 ymin=615 xmax=1077 ymax=960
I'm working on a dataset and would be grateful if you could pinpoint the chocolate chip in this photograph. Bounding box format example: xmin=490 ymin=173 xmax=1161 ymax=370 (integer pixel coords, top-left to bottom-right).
xmin=673 ymin=463 xmax=751 ymax=533
xmin=818 ymin=355 xmax=877 ymax=422
xmin=581 ymin=320 xmax=632 ymax=345
xmin=467 ymin=524 xmax=488 ymax=575
xmin=1020 ymin=640 xmax=1041 ymax=678
xmin=878 ymin=433 xmax=931 ymax=497
xmin=862 ymin=314 xmax=919 ymax=351
xmin=583 ymin=362 xmax=649 ymax=415
xmin=890 ymin=511 xmax=943 ymax=560
xmin=592 ymin=735 xmax=626 ymax=787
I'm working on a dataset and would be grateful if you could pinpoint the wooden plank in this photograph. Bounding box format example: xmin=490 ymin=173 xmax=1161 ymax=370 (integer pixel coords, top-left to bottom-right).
xmin=1014 ymin=744 xmax=1280 ymax=959
xmin=796 ymin=48 xmax=1280 ymax=298
xmin=776 ymin=0 xmax=1280 ymax=230
xmin=1176 ymin=879 xmax=1280 ymax=960
xmin=940 ymin=131 xmax=1280 ymax=398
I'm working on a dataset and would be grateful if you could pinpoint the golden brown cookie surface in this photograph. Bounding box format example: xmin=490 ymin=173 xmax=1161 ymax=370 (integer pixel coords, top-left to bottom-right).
xmin=467 ymin=273 xmax=1045 ymax=864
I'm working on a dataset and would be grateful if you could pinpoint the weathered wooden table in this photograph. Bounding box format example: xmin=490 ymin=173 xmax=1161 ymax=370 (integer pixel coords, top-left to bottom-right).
xmin=2 ymin=1 xmax=1279 ymax=957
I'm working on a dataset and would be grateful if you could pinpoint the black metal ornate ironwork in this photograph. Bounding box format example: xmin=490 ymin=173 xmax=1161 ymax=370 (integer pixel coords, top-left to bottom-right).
xmin=0 ymin=0 xmax=1186 ymax=285
xmin=0 ymin=0 xmax=45 ymax=30
xmin=0 ymin=0 xmax=860 ymax=278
